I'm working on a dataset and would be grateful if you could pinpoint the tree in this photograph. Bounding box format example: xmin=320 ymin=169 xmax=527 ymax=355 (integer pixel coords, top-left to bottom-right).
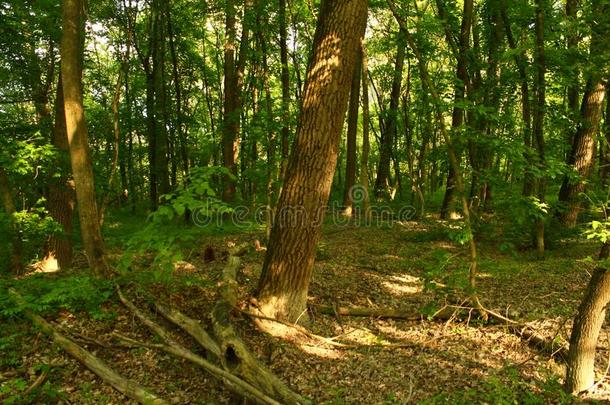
xmin=41 ymin=75 xmax=75 ymax=271
xmin=61 ymin=0 xmax=110 ymax=277
xmin=255 ymin=0 xmax=368 ymax=322
xmin=566 ymin=242 xmax=610 ymax=393
xmin=0 ymin=167 xmax=22 ymax=273
xmin=374 ymin=28 xmax=405 ymax=198
xmin=557 ymin=0 xmax=609 ymax=227
xmin=440 ymin=0 xmax=473 ymax=220
xmin=222 ymin=0 xmax=252 ymax=202
xmin=342 ymin=47 xmax=362 ymax=216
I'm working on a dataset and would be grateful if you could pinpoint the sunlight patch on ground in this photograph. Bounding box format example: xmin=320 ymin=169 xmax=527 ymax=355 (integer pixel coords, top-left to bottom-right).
xmin=382 ymin=273 xmax=423 ymax=296
xmin=297 ymin=343 xmax=343 ymax=359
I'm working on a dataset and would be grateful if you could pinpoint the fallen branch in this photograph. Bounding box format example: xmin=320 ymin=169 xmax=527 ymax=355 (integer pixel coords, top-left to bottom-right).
xmin=211 ymin=244 xmax=310 ymax=405
xmin=243 ymin=309 xmax=418 ymax=350
xmin=117 ymin=288 xmax=280 ymax=405
xmin=319 ymin=300 xmax=569 ymax=361
xmin=316 ymin=304 xmax=454 ymax=321
xmin=23 ymin=370 xmax=48 ymax=397
xmin=9 ymin=288 xmax=167 ymax=405
xmin=154 ymin=302 xmax=221 ymax=358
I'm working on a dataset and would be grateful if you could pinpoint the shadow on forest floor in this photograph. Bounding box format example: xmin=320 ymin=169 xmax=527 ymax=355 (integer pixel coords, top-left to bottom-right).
xmin=1 ymin=212 xmax=608 ymax=404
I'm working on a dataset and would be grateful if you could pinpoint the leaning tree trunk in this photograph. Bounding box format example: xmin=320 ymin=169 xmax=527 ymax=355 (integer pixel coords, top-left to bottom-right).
xmin=61 ymin=0 xmax=109 ymax=277
xmin=566 ymin=242 xmax=610 ymax=394
xmin=255 ymin=0 xmax=368 ymax=322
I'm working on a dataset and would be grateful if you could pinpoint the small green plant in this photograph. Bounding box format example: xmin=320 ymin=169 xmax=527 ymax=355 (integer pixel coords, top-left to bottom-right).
xmin=118 ymin=166 xmax=233 ymax=282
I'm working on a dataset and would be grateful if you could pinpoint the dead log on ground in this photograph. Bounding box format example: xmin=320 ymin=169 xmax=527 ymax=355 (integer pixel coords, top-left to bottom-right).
xmin=8 ymin=289 xmax=167 ymax=405
xmin=117 ymin=288 xmax=280 ymax=405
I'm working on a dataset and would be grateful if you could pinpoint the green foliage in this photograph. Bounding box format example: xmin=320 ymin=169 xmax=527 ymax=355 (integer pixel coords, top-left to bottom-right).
xmin=422 ymin=367 xmax=574 ymax=405
xmin=118 ymin=166 xmax=233 ymax=280
xmin=0 ymin=274 xmax=114 ymax=319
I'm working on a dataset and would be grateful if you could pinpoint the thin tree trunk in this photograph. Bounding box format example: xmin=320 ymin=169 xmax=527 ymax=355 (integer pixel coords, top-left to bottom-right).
xmin=374 ymin=28 xmax=405 ymax=197
xmin=440 ymin=0 xmax=472 ymax=220
xmin=61 ymin=0 xmax=109 ymax=276
xmin=501 ymin=0 xmax=533 ymax=196
xmin=255 ymin=0 xmax=368 ymax=322
xmin=279 ymin=0 xmax=291 ymax=179
xmin=532 ymin=0 xmax=546 ymax=258
xmin=360 ymin=43 xmax=371 ymax=221
xmin=342 ymin=47 xmax=361 ymax=216
xmin=222 ymin=0 xmax=252 ymax=202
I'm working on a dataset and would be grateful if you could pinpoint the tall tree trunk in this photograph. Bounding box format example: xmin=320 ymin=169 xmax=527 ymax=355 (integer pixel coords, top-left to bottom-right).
xmin=440 ymin=0 xmax=472 ymax=220
xmin=42 ymin=75 xmax=75 ymax=272
xmin=166 ymin=6 xmax=188 ymax=181
xmin=374 ymin=28 xmax=405 ymax=197
xmin=222 ymin=0 xmax=251 ymax=202
xmin=0 ymin=168 xmax=22 ymax=273
xmin=61 ymin=0 xmax=110 ymax=277
xmin=501 ymin=0 xmax=533 ymax=196
xmin=601 ymin=87 xmax=610 ymax=187
xmin=279 ymin=0 xmax=291 ymax=178
xmin=565 ymin=0 xmax=581 ymax=154
xmin=558 ymin=0 xmax=608 ymax=227
xmin=565 ymin=242 xmax=610 ymax=393
xmin=342 ymin=47 xmax=361 ymax=216
xmin=558 ymin=81 xmax=606 ymax=227
xmin=532 ymin=0 xmax=546 ymax=258
xmin=152 ymin=0 xmax=170 ymax=197
xmin=255 ymin=0 xmax=368 ymax=322
xmin=360 ymin=43 xmax=371 ymax=221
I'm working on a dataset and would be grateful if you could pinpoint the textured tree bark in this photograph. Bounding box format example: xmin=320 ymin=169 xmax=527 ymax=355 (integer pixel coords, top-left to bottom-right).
xmin=42 ymin=75 xmax=75 ymax=271
xmin=558 ymin=80 xmax=606 ymax=227
xmin=558 ymin=0 xmax=608 ymax=227
xmin=342 ymin=47 xmax=361 ymax=216
xmin=222 ymin=0 xmax=252 ymax=202
xmin=440 ymin=0 xmax=472 ymax=220
xmin=374 ymin=28 xmax=405 ymax=197
xmin=61 ymin=0 xmax=110 ymax=277
xmin=255 ymin=0 xmax=368 ymax=322
xmin=566 ymin=242 xmax=610 ymax=394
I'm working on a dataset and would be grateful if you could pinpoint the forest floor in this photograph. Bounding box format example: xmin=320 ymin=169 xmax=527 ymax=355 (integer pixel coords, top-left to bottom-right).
xmin=2 ymin=209 xmax=610 ymax=404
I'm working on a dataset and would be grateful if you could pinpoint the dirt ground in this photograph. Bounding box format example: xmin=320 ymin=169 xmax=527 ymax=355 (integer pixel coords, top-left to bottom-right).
xmin=2 ymin=218 xmax=610 ymax=404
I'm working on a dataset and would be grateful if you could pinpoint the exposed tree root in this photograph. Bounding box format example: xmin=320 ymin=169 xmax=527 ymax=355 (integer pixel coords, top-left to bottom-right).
xmin=8 ymin=288 xmax=168 ymax=405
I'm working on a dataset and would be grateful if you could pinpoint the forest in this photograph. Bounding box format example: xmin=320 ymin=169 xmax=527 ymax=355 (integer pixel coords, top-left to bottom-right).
xmin=1 ymin=0 xmax=610 ymax=402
